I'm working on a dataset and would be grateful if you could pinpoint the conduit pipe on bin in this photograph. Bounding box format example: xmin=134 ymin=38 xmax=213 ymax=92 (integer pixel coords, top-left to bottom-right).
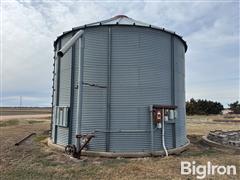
xmin=162 ymin=108 xmax=168 ymax=156
xmin=75 ymin=33 xmax=84 ymax=152
xmin=57 ymin=30 xmax=84 ymax=57
xmin=149 ymin=105 xmax=154 ymax=154
xmin=75 ymin=66 xmax=81 ymax=152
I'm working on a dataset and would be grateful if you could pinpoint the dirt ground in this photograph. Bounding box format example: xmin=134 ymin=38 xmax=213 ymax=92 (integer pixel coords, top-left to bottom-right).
xmin=0 ymin=109 xmax=239 ymax=180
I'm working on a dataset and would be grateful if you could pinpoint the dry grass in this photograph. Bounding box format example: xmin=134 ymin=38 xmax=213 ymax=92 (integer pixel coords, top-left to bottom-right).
xmin=0 ymin=111 xmax=239 ymax=179
xmin=187 ymin=115 xmax=240 ymax=135
xmin=0 ymin=107 xmax=51 ymax=116
xmin=0 ymin=119 xmax=20 ymax=127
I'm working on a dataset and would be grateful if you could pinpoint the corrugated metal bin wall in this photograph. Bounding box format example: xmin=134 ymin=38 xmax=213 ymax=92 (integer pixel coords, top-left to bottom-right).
xmin=51 ymin=17 xmax=187 ymax=153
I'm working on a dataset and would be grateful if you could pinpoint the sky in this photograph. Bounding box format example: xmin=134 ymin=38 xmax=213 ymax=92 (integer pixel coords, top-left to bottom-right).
xmin=1 ymin=0 xmax=239 ymax=107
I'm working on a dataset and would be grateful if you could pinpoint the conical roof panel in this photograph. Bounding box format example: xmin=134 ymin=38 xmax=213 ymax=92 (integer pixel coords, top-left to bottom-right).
xmin=56 ymin=15 xmax=187 ymax=51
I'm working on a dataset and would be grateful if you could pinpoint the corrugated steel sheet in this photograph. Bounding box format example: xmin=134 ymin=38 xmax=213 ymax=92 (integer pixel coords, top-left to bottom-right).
xmin=70 ymin=38 xmax=80 ymax=145
xmin=51 ymin=45 xmax=58 ymax=141
xmin=58 ymin=34 xmax=72 ymax=106
xmin=56 ymin=127 xmax=69 ymax=146
xmin=52 ymin=40 xmax=62 ymax=142
xmin=174 ymin=37 xmax=187 ymax=147
xmin=54 ymin=15 xmax=187 ymax=52
xmin=56 ymin=34 xmax=72 ymax=146
xmin=110 ymin=27 xmax=172 ymax=152
xmin=80 ymin=27 xmax=108 ymax=151
xmin=52 ymin=25 xmax=187 ymax=153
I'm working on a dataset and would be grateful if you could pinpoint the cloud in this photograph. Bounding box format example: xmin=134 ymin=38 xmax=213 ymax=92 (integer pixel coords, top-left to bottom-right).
xmin=1 ymin=0 xmax=239 ymax=107
xmin=184 ymin=2 xmax=239 ymax=106
xmin=2 ymin=1 xmax=109 ymax=106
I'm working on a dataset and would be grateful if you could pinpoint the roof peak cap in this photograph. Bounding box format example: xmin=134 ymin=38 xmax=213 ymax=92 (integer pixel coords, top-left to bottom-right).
xmin=113 ymin=15 xmax=129 ymax=18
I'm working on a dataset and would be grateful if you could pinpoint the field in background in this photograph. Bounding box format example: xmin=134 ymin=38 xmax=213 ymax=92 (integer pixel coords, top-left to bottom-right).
xmin=187 ymin=114 xmax=240 ymax=135
xmin=0 ymin=108 xmax=239 ymax=179
xmin=0 ymin=107 xmax=51 ymax=116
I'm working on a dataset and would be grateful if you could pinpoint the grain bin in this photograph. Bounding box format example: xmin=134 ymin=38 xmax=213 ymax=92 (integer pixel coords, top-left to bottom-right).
xmin=50 ymin=15 xmax=189 ymax=157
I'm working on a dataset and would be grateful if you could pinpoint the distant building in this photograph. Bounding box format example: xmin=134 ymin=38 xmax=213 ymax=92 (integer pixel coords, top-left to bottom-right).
xmin=222 ymin=109 xmax=233 ymax=114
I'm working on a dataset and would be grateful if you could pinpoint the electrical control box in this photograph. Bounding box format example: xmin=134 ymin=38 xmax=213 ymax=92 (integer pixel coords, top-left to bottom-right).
xmin=152 ymin=105 xmax=177 ymax=124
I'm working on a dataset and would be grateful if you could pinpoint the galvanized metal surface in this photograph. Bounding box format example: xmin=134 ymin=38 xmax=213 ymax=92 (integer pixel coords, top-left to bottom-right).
xmin=68 ymin=32 xmax=76 ymax=144
xmin=52 ymin=40 xmax=61 ymax=143
xmin=174 ymin=37 xmax=187 ymax=147
xmin=71 ymin=39 xmax=80 ymax=145
xmin=58 ymin=34 xmax=72 ymax=106
xmin=57 ymin=30 xmax=84 ymax=57
xmin=106 ymin=27 xmax=112 ymax=152
xmin=54 ymin=15 xmax=187 ymax=52
xmin=80 ymin=27 xmax=108 ymax=151
xmin=110 ymin=27 xmax=172 ymax=152
xmin=56 ymin=34 xmax=72 ymax=146
xmin=52 ymin=23 xmax=187 ymax=153
xmin=51 ymin=46 xmax=57 ymax=141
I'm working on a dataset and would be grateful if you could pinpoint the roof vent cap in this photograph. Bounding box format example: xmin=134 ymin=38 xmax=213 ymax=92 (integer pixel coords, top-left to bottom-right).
xmin=114 ymin=15 xmax=128 ymax=18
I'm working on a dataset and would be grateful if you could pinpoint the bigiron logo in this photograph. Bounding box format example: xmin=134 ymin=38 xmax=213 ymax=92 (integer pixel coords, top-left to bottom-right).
xmin=181 ymin=161 xmax=237 ymax=179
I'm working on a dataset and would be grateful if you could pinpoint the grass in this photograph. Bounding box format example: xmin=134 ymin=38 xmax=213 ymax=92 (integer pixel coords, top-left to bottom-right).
xmin=0 ymin=119 xmax=47 ymax=127
xmin=0 ymin=119 xmax=19 ymax=127
xmin=183 ymin=148 xmax=218 ymax=157
xmin=34 ymin=134 xmax=49 ymax=142
xmin=0 ymin=114 xmax=239 ymax=179
xmin=28 ymin=120 xmax=45 ymax=124
xmin=2 ymin=168 xmax=51 ymax=180
xmin=37 ymin=158 xmax=59 ymax=167
xmin=101 ymin=158 xmax=130 ymax=167
xmin=186 ymin=115 xmax=239 ymax=135
xmin=1 ymin=144 xmax=239 ymax=179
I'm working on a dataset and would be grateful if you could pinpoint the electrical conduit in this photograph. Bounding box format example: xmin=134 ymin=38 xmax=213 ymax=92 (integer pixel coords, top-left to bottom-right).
xmin=162 ymin=108 xmax=168 ymax=156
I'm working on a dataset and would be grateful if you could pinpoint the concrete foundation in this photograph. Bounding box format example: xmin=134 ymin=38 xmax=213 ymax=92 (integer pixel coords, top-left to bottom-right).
xmin=203 ymin=130 xmax=240 ymax=150
xmin=47 ymin=138 xmax=190 ymax=158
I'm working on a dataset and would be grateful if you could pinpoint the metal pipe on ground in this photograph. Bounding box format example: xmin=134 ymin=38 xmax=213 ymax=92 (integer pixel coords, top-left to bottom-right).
xmin=15 ymin=133 xmax=36 ymax=146
xmin=57 ymin=30 xmax=84 ymax=57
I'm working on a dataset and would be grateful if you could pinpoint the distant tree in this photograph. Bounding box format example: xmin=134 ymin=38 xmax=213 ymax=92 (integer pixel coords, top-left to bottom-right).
xmin=186 ymin=98 xmax=224 ymax=115
xmin=228 ymin=101 xmax=240 ymax=114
